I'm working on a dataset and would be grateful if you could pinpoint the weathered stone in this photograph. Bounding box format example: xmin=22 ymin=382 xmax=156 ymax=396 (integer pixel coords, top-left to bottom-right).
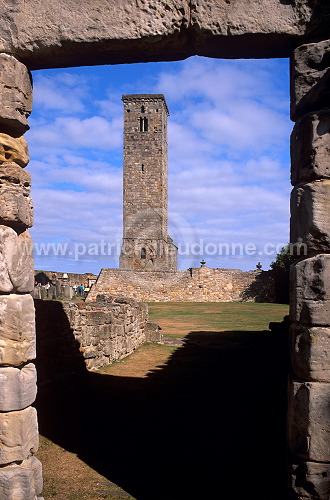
xmin=0 ymin=467 xmax=35 ymax=500
xmin=104 ymin=340 xmax=116 ymax=358
xmin=291 ymin=110 xmax=330 ymax=185
xmin=20 ymin=456 xmax=43 ymax=497
xmin=0 ymin=364 xmax=37 ymax=411
xmin=190 ymin=1 xmax=321 ymax=59
xmin=0 ymin=165 xmax=33 ymax=228
xmin=287 ymin=379 xmax=330 ymax=462
xmin=112 ymin=325 xmax=124 ymax=337
xmin=0 ymin=456 xmax=42 ymax=500
xmin=86 ymin=310 xmax=106 ymax=325
xmin=0 ymin=294 xmax=35 ymax=366
xmin=291 ymin=39 xmax=330 ymax=121
xmin=0 ymin=226 xmax=34 ymax=293
xmin=290 ymin=180 xmax=330 ymax=255
xmin=82 ymin=347 xmax=97 ymax=359
xmin=291 ymin=460 xmax=330 ymax=500
xmin=0 ymin=407 xmax=38 ymax=465
xmin=0 ymin=134 xmax=29 ymax=167
xmin=291 ymin=324 xmax=330 ymax=382
xmin=0 ymin=54 xmax=32 ymax=133
xmin=290 ymin=255 xmax=330 ymax=326
xmin=145 ymin=321 xmax=163 ymax=342
xmin=0 ymin=1 xmax=327 ymax=69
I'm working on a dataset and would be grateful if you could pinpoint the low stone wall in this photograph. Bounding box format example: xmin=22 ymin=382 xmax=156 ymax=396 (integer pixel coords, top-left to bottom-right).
xmin=35 ymin=296 xmax=148 ymax=385
xmin=35 ymin=270 xmax=97 ymax=287
xmin=87 ymin=266 xmax=276 ymax=303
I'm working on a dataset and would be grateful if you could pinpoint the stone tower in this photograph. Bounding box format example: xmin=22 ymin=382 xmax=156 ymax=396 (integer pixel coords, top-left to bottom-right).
xmin=120 ymin=94 xmax=177 ymax=271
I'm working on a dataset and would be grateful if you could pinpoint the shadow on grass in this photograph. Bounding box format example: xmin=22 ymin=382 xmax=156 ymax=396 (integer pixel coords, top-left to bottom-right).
xmin=35 ymin=328 xmax=289 ymax=500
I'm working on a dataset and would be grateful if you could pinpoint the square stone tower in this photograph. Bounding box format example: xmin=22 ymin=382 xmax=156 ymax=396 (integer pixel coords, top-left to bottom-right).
xmin=120 ymin=94 xmax=177 ymax=271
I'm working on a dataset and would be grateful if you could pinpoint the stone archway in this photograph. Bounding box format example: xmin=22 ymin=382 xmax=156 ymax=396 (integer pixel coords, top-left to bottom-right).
xmin=0 ymin=2 xmax=329 ymax=498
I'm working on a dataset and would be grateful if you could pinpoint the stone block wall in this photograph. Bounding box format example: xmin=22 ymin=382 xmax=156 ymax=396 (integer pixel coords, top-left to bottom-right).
xmin=288 ymin=39 xmax=330 ymax=500
xmin=87 ymin=266 xmax=276 ymax=303
xmin=34 ymin=296 xmax=148 ymax=384
xmin=0 ymin=53 xmax=43 ymax=500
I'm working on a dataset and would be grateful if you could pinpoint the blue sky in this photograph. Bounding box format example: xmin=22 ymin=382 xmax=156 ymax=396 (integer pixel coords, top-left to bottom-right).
xmin=27 ymin=56 xmax=292 ymax=274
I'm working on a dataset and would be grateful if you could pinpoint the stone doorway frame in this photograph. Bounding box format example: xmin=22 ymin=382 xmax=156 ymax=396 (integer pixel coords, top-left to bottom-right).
xmin=0 ymin=2 xmax=329 ymax=498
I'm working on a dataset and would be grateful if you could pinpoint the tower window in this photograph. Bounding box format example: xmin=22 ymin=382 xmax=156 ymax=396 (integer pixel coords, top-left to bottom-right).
xmin=141 ymin=105 xmax=145 ymax=113
xmin=141 ymin=248 xmax=146 ymax=259
xmin=142 ymin=164 xmax=144 ymax=172
xmin=139 ymin=117 xmax=148 ymax=132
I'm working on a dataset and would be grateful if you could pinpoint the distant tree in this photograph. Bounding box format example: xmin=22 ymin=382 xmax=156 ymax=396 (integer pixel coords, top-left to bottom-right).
xmin=270 ymin=244 xmax=297 ymax=271
xmin=270 ymin=244 xmax=298 ymax=303
xmin=256 ymin=262 xmax=262 ymax=270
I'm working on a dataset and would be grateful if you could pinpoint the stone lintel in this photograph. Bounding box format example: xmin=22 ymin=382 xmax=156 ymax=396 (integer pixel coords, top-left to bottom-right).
xmin=0 ymin=2 xmax=327 ymax=70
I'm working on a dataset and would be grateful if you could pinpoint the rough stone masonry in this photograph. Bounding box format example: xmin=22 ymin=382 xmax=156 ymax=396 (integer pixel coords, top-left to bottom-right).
xmin=120 ymin=94 xmax=177 ymax=271
xmin=288 ymin=39 xmax=330 ymax=500
xmin=0 ymin=53 xmax=42 ymax=499
xmin=34 ymin=295 xmax=149 ymax=381
xmin=0 ymin=1 xmax=328 ymax=499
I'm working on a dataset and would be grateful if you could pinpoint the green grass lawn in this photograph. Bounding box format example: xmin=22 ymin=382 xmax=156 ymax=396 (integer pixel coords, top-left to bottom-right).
xmin=148 ymin=301 xmax=289 ymax=337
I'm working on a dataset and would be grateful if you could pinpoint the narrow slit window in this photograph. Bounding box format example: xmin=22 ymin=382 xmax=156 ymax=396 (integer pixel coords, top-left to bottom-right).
xmin=142 ymin=164 xmax=144 ymax=172
xmin=141 ymin=248 xmax=146 ymax=259
xmin=139 ymin=117 xmax=148 ymax=132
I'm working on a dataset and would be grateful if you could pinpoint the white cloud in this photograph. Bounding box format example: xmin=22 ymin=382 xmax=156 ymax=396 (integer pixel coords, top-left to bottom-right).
xmin=190 ymin=102 xmax=290 ymax=152
xmin=28 ymin=116 xmax=122 ymax=151
xmin=32 ymin=72 xmax=89 ymax=114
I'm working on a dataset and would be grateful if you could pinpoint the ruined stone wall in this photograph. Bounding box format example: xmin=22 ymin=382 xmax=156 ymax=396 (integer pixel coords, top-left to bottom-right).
xmin=34 ymin=270 xmax=97 ymax=287
xmin=87 ymin=267 xmax=275 ymax=303
xmin=35 ymin=296 xmax=148 ymax=384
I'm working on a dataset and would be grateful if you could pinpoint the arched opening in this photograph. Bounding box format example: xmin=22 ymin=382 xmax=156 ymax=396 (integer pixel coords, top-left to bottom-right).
xmin=141 ymin=247 xmax=146 ymax=259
